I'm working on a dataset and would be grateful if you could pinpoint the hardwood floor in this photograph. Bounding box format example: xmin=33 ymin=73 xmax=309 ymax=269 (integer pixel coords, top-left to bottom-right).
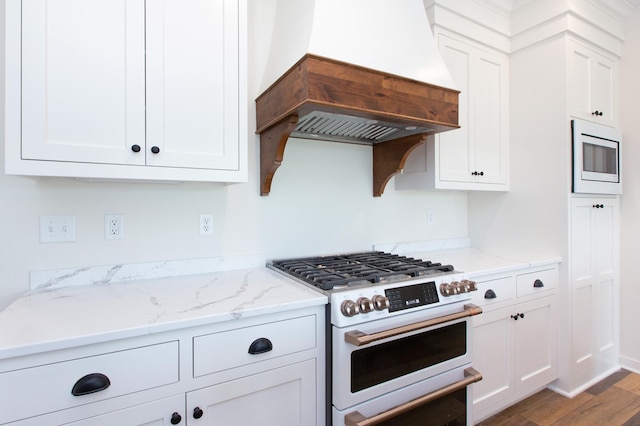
xmin=477 ymin=370 xmax=640 ymax=426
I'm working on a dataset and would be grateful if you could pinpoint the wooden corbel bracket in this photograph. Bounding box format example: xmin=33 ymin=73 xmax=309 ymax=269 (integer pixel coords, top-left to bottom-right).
xmin=259 ymin=115 xmax=298 ymax=196
xmin=372 ymin=133 xmax=428 ymax=197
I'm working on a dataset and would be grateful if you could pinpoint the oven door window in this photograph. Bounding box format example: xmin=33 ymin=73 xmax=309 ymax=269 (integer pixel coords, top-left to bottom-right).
xmin=351 ymin=322 xmax=466 ymax=392
xmin=583 ymin=141 xmax=617 ymax=175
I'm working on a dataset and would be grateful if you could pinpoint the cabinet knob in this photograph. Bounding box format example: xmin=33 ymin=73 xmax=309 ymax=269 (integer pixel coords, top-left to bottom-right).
xmin=511 ymin=313 xmax=525 ymax=320
xmin=151 ymin=146 xmax=161 ymax=154
xmin=471 ymin=171 xmax=485 ymax=176
xmin=533 ymin=279 xmax=544 ymax=288
xmin=592 ymin=204 xmax=604 ymax=209
xmin=131 ymin=144 xmax=141 ymax=153
xmin=170 ymin=412 xmax=182 ymax=425
xmin=193 ymin=407 xmax=203 ymax=419
xmin=592 ymin=110 xmax=604 ymax=116
xmin=71 ymin=373 xmax=111 ymax=396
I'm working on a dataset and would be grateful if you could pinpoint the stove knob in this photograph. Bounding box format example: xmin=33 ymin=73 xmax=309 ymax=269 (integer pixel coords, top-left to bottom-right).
xmin=450 ymin=281 xmax=461 ymax=294
xmin=341 ymin=300 xmax=360 ymax=317
xmin=461 ymin=279 xmax=478 ymax=292
xmin=372 ymin=295 xmax=390 ymax=311
xmin=440 ymin=283 xmax=453 ymax=297
xmin=357 ymin=297 xmax=374 ymax=314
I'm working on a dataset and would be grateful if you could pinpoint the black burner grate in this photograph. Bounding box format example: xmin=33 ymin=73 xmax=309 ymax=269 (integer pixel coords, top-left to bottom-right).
xmin=271 ymin=251 xmax=454 ymax=290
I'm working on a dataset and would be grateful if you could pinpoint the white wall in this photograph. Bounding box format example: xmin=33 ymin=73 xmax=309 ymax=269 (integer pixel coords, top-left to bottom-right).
xmin=619 ymin=7 xmax=640 ymax=372
xmin=0 ymin=0 xmax=468 ymax=309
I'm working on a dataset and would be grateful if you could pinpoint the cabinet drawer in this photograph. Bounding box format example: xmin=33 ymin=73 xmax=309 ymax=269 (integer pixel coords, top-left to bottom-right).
xmin=0 ymin=341 xmax=179 ymax=424
xmin=516 ymin=268 xmax=557 ymax=298
xmin=193 ymin=315 xmax=317 ymax=378
xmin=471 ymin=276 xmax=516 ymax=308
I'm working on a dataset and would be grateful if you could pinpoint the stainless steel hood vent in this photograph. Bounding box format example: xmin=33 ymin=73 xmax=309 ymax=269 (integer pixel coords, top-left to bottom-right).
xmin=293 ymin=112 xmax=434 ymax=145
xmin=256 ymin=0 xmax=459 ymax=197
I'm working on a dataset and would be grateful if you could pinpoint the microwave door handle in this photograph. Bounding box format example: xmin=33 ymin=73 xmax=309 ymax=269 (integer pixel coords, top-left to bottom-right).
xmin=344 ymin=367 xmax=483 ymax=426
xmin=344 ymin=303 xmax=482 ymax=347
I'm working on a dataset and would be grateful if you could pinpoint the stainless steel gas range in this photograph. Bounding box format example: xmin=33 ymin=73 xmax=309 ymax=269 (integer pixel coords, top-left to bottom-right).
xmin=270 ymin=251 xmax=483 ymax=426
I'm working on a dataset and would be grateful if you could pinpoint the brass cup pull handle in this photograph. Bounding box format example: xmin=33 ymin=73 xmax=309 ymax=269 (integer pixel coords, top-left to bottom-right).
xmin=344 ymin=367 xmax=483 ymax=426
xmin=344 ymin=304 xmax=482 ymax=347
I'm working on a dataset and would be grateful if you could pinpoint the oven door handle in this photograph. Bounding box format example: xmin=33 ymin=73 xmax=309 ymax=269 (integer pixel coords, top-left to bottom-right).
xmin=344 ymin=303 xmax=482 ymax=346
xmin=344 ymin=367 xmax=483 ymax=426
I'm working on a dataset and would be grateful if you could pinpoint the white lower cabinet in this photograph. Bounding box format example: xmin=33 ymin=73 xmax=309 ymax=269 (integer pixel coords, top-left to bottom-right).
xmin=186 ymin=360 xmax=316 ymax=425
xmin=64 ymin=395 xmax=185 ymax=426
xmin=471 ymin=267 xmax=558 ymax=423
xmin=2 ymin=307 xmax=324 ymax=426
xmin=569 ymin=197 xmax=619 ymax=389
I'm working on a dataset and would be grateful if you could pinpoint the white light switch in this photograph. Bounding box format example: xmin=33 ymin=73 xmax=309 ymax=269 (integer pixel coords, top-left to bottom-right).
xmin=40 ymin=216 xmax=76 ymax=243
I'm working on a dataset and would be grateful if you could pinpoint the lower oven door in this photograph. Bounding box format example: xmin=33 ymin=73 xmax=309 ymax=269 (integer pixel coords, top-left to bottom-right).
xmin=333 ymin=365 xmax=482 ymax=426
xmin=333 ymin=303 xmax=479 ymax=410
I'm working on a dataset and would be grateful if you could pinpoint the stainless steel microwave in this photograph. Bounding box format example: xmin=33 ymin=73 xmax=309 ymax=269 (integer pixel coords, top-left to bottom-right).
xmin=572 ymin=119 xmax=622 ymax=195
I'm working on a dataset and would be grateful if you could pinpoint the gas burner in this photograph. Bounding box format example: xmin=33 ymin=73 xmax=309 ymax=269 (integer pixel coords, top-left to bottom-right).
xmin=271 ymin=251 xmax=454 ymax=291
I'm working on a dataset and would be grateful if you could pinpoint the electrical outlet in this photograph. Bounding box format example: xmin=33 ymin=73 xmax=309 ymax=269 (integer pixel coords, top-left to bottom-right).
xmin=199 ymin=214 xmax=214 ymax=236
xmin=40 ymin=216 xmax=76 ymax=243
xmin=104 ymin=214 xmax=124 ymax=240
xmin=427 ymin=209 xmax=435 ymax=225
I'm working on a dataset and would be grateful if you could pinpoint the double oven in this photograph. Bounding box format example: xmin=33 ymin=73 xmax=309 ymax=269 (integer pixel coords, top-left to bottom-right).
xmin=271 ymin=252 xmax=483 ymax=426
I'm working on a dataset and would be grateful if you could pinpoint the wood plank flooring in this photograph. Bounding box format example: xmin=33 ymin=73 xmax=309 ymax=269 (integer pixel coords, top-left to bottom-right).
xmin=477 ymin=370 xmax=640 ymax=425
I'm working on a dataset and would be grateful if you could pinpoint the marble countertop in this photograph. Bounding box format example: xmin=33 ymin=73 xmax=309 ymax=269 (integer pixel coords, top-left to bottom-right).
xmin=410 ymin=248 xmax=562 ymax=278
xmin=0 ymin=267 xmax=327 ymax=360
xmin=375 ymin=239 xmax=562 ymax=278
xmin=0 ymin=242 xmax=562 ymax=362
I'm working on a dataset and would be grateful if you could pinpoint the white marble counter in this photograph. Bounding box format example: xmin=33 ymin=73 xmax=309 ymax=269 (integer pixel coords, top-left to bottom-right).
xmin=0 ymin=267 xmax=327 ymax=361
xmin=375 ymin=239 xmax=562 ymax=278
xmin=410 ymin=247 xmax=562 ymax=278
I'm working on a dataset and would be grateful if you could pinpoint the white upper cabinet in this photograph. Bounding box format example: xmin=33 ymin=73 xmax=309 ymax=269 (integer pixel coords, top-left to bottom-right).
xmin=396 ymin=31 xmax=509 ymax=191
xmin=20 ymin=0 xmax=147 ymax=166
xmin=568 ymin=40 xmax=618 ymax=128
xmin=5 ymin=0 xmax=247 ymax=182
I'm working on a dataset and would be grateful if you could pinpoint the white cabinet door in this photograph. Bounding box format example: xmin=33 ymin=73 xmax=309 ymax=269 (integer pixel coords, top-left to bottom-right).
xmin=396 ymin=32 xmax=508 ymax=192
xmin=570 ymin=197 xmax=619 ymax=381
xmin=7 ymin=0 xmax=246 ymax=182
xmin=472 ymin=306 xmax=512 ymax=416
xmin=146 ymin=0 xmax=239 ymax=170
xmin=512 ymin=297 xmax=557 ymax=394
xmin=473 ymin=295 xmax=556 ymax=422
xmin=21 ymin=0 xmax=146 ymax=165
xmin=186 ymin=360 xmax=316 ymax=426
xmin=62 ymin=395 xmax=185 ymax=426
xmin=568 ymin=41 xmax=617 ymax=127
xmin=437 ymin=34 xmax=508 ymax=189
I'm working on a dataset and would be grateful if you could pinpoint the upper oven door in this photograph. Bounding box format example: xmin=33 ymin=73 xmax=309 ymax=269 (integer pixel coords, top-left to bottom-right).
xmin=332 ymin=303 xmax=480 ymax=410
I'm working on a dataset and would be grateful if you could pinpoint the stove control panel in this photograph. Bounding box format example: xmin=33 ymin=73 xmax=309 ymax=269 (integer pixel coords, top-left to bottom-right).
xmin=332 ymin=274 xmax=477 ymax=325
xmin=439 ymin=279 xmax=477 ymax=297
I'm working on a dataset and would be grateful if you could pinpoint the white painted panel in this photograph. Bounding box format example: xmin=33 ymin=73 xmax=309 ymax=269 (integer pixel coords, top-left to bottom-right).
xmin=193 ymin=315 xmax=316 ymax=377
xmin=187 ymin=360 xmax=316 ymax=426
xmin=597 ymin=279 xmax=616 ymax=353
xmin=437 ymin=35 xmax=472 ymax=182
xmin=0 ymin=341 xmax=179 ymax=424
xmin=569 ymin=45 xmax=591 ymax=116
xmin=474 ymin=56 xmax=502 ymax=182
xmin=572 ymin=285 xmax=594 ymax=366
xmin=472 ymin=310 xmax=510 ymax=405
xmin=21 ymin=0 xmax=146 ymax=164
xmin=146 ymin=0 xmax=239 ymax=170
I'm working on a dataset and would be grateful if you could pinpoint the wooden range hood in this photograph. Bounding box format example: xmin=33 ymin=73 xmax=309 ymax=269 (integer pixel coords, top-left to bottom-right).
xmin=256 ymin=54 xmax=460 ymax=197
